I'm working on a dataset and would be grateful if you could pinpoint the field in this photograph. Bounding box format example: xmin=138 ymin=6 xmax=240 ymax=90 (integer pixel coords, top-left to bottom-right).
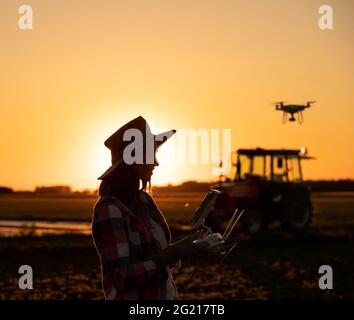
xmin=0 ymin=191 xmax=353 ymax=299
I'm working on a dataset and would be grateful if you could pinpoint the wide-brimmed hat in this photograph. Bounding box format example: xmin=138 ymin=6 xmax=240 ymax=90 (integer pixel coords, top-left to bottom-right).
xmin=98 ymin=116 xmax=176 ymax=180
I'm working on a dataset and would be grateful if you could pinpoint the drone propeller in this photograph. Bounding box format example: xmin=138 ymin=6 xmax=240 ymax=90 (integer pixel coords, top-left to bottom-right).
xmin=307 ymin=100 xmax=316 ymax=104
xmin=271 ymin=101 xmax=287 ymax=105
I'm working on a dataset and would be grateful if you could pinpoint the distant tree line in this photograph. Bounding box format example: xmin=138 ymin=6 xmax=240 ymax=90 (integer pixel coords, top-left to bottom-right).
xmin=2 ymin=179 xmax=354 ymax=194
xmin=0 ymin=186 xmax=14 ymax=193
xmin=153 ymin=181 xmax=214 ymax=193
xmin=34 ymin=185 xmax=72 ymax=193
xmin=33 ymin=186 xmax=93 ymax=195
xmin=305 ymin=180 xmax=354 ymax=192
xmin=154 ymin=180 xmax=354 ymax=192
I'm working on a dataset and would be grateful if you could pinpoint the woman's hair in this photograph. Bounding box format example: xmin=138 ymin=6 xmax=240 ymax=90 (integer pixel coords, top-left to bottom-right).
xmin=98 ymin=162 xmax=151 ymax=205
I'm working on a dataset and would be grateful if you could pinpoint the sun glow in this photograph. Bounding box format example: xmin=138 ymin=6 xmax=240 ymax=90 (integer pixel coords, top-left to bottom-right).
xmin=1 ymin=1 xmax=353 ymax=191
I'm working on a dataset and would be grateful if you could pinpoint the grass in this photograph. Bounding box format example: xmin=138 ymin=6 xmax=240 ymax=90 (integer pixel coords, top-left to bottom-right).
xmin=0 ymin=192 xmax=203 ymax=224
xmin=0 ymin=191 xmax=353 ymax=299
xmin=0 ymin=191 xmax=354 ymax=229
xmin=0 ymin=193 xmax=97 ymax=221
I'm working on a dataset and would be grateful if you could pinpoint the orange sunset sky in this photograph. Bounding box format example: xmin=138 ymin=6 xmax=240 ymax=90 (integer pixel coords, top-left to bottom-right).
xmin=1 ymin=0 xmax=353 ymax=191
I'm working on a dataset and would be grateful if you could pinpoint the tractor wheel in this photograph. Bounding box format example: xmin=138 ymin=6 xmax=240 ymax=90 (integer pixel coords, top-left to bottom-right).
xmin=281 ymin=194 xmax=312 ymax=234
xmin=242 ymin=209 xmax=267 ymax=236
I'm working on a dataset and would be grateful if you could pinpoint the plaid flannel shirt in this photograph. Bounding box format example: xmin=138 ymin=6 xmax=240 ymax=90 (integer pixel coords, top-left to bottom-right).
xmin=92 ymin=191 xmax=178 ymax=300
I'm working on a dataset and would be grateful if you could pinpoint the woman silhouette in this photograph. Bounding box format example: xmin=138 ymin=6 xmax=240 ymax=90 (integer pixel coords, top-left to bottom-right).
xmin=92 ymin=116 xmax=206 ymax=300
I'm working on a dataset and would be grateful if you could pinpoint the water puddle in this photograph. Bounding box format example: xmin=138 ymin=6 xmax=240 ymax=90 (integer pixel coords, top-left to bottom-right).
xmin=0 ymin=220 xmax=91 ymax=237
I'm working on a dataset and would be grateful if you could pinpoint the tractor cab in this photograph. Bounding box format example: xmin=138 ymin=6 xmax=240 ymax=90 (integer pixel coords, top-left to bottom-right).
xmin=207 ymin=148 xmax=314 ymax=235
xmin=235 ymin=148 xmax=312 ymax=184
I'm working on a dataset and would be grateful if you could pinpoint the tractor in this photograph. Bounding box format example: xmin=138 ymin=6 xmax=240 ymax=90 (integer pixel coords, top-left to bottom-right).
xmin=205 ymin=148 xmax=314 ymax=235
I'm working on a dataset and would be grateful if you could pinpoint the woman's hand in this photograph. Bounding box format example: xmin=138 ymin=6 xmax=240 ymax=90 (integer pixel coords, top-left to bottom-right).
xmin=153 ymin=229 xmax=213 ymax=266
xmin=172 ymin=229 xmax=212 ymax=260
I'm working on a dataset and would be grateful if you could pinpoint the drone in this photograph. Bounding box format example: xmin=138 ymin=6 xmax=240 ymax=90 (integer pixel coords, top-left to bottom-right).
xmin=273 ymin=101 xmax=316 ymax=124
xmin=191 ymin=189 xmax=246 ymax=259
